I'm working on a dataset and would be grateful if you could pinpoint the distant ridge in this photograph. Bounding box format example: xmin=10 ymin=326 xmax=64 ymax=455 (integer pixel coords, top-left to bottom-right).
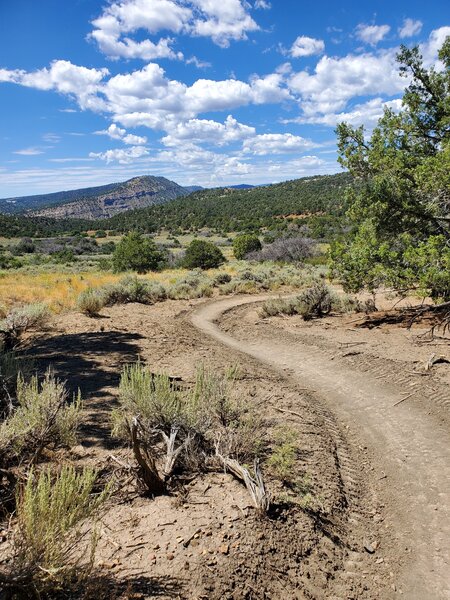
xmin=0 ymin=182 xmax=121 ymax=214
xmin=0 ymin=176 xmax=202 ymax=220
xmin=0 ymin=172 xmax=351 ymax=237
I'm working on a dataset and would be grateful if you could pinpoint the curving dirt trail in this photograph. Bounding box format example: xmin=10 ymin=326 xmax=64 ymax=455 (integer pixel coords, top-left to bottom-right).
xmin=191 ymin=295 xmax=450 ymax=600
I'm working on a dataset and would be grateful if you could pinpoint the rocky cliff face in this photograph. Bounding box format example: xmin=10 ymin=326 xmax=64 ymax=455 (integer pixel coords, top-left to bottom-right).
xmin=0 ymin=176 xmax=190 ymax=220
xmin=28 ymin=176 xmax=191 ymax=219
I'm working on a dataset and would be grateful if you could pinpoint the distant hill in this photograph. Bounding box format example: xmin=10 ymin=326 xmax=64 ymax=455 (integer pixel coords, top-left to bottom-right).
xmin=0 ymin=176 xmax=200 ymax=220
xmin=0 ymin=181 xmax=122 ymax=214
xmin=0 ymin=172 xmax=351 ymax=238
xmin=103 ymin=172 xmax=352 ymax=233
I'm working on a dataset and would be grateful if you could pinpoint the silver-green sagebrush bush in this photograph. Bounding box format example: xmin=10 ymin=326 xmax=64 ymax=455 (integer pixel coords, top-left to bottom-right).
xmin=0 ymin=303 xmax=50 ymax=350
xmin=0 ymin=466 xmax=110 ymax=597
xmin=102 ymin=275 xmax=166 ymax=305
xmin=112 ymin=362 xmax=266 ymax=508
xmin=0 ymin=371 xmax=81 ymax=467
xmin=77 ymin=287 xmax=106 ymax=316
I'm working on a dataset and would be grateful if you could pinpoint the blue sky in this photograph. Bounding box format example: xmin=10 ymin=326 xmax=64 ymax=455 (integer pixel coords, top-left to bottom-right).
xmin=0 ymin=0 xmax=448 ymax=198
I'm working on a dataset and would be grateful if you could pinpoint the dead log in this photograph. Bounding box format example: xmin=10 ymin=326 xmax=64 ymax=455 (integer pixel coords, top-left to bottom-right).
xmin=216 ymin=449 xmax=270 ymax=514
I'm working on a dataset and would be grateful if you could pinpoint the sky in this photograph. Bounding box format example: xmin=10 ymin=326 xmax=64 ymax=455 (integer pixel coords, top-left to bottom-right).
xmin=0 ymin=0 xmax=449 ymax=198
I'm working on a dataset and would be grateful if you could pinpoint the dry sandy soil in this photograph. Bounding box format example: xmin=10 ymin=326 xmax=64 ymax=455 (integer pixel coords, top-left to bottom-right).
xmin=8 ymin=293 xmax=450 ymax=599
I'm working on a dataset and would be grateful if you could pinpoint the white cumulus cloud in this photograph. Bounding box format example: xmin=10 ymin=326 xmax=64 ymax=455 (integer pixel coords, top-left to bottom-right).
xmin=95 ymin=123 xmax=147 ymax=145
xmin=290 ymin=36 xmax=325 ymax=58
xmin=161 ymin=115 xmax=255 ymax=146
xmin=0 ymin=60 xmax=109 ymax=111
xmin=421 ymin=26 xmax=450 ymax=67
xmin=289 ymin=97 xmax=403 ymax=128
xmin=289 ymin=49 xmax=404 ymax=115
xmin=89 ymin=145 xmax=149 ymax=164
xmin=355 ymin=23 xmax=390 ymax=46
xmin=243 ymin=133 xmax=313 ymax=155
xmin=89 ymin=0 xmax=259 ymax=60
xmin=398 ymin=18 xmax=423 ymax=38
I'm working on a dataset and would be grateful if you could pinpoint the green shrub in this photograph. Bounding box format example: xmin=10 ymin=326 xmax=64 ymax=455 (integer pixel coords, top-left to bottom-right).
xmin=0 ymin=371 xmax=81 ymax=467
xmin=233 ymin=234 xmax=262 ymax=260
xmin=104 ymin=276 xmax=149 ymax=304
xmin=0 ymin=253 xmax=22 ymax=270
xmin=267 ymin=427 xmax=298 ymax=481
xmin=112 ymin=232 xmax=164 ymax=273
xmin=77 ymin=288 xmax=106 ymax=316
xmin=97 ymin=257 xmax=113 ymax=271
xmin=87 ymin=276 xmax=167 ymax=307
xmin=296 ymin=282 xmax=333 ymax=320
xmin=260 ymin=297 xmax=298 ymax=317
xmin=212 ymin=272 xmax=232 ymax=286
xmin=167 ymin=281 xmax=213 ymax=299
xmin=183 ymin=239 xmax=225 ymax=270
xmin=51 ymin=248 xmax=76 ymax=264
xmin=2 ymin=466 xmax=110 ymax=596
xmin=220 ymin=279 xmax=264 ymax=295
xmin=112 ymin=363 xmax=264 ymax=498
xmin=166 ymin=270 xmax=213 ymax=299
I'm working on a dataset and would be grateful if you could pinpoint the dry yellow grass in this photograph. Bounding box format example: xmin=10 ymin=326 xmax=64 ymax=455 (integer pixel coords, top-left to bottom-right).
xmin=0 ymin=264 xmax=240 ymax=313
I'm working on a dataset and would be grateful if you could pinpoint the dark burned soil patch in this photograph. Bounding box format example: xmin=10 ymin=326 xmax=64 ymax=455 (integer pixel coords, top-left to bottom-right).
xmin=18 ymin=299 xmax=388 ymax=599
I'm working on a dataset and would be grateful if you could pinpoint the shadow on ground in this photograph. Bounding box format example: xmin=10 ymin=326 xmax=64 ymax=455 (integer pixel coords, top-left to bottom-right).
xmin=27 ymin=330 xmax=144 ymax=448
xmin=83 ymin=573 xmax=184 ymax=599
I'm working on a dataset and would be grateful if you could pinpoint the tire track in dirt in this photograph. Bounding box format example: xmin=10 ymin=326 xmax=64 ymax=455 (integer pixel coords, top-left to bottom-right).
xmin=191 ymin=295 xmax=450 ymax=600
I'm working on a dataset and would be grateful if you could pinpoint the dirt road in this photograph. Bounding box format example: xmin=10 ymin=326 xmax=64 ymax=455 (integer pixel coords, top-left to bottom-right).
xmin=191 ymin=295 xmax=450 ymax=600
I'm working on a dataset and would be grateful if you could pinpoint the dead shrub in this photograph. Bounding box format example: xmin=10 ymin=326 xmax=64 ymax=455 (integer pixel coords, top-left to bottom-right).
xmin=112 ymin=364 xmax=199 ymax=495
xmin=247 ymin=236 xmax=316 ymax=264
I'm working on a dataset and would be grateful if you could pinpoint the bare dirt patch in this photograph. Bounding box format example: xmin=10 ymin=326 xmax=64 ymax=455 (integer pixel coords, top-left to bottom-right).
xmin=5 ymin=298 xmax=396 ymax=599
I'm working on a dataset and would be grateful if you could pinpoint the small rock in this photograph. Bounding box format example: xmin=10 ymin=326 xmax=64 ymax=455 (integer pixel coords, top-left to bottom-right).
xmin=373 ymin=514 xmax=383 ymax=523
xmin=376 ymin=558 xmax=384 ymax=564
xmin=364 ymin=542 xmax=376 ymax=554
xmin=219 ymin=543 xmax=230 ymax=555
xmin=166 ymin=553 xmax=175 ymax=561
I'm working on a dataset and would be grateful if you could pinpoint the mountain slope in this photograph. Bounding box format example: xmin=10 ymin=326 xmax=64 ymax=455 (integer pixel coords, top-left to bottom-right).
xmin=0 ymin=176 xmax=197 ymax=220
xmin=0 ymin=181 xmax=122 ymax=214
xmin=104 ymin=172 xmax=352 ymax=232
xmin=0 ymin=172 xmax=351 ymax=237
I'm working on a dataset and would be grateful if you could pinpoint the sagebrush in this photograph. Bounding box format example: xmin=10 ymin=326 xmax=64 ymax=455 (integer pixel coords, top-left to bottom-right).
xmin=0 ymin=465 xmax=110 ymax=597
